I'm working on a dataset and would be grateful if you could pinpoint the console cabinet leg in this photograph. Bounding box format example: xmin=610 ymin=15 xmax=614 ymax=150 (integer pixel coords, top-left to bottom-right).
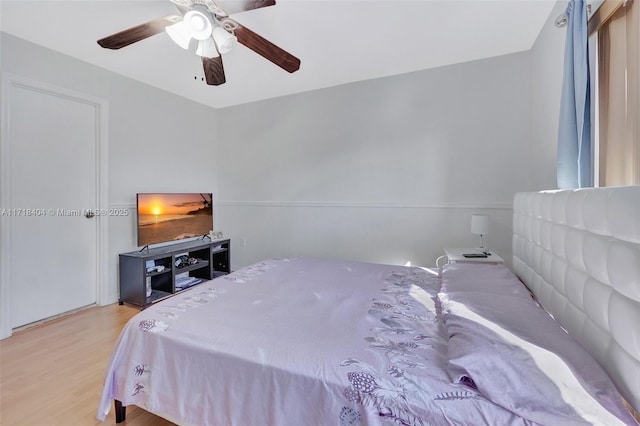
xmin=115 ymin=399 xmax=126 ymax=423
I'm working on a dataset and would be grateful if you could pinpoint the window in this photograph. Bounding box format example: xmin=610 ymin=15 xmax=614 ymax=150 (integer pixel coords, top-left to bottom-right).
xmin=589 ymin=0 xmax=639 ymax=186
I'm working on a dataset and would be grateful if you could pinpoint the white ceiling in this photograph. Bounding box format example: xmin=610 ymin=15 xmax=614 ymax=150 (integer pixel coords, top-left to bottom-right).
xmin=0 ymin=0 xmax=556 ymax=109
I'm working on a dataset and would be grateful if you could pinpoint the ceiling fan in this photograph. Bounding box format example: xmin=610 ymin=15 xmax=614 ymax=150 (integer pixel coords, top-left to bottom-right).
xmin=97 ymin=0 xmax=301 ymax=86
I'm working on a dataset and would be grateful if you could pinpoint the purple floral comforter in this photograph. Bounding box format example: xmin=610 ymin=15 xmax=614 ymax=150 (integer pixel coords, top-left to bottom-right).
xmin=97 ymin=257 xmax=636 ymax=425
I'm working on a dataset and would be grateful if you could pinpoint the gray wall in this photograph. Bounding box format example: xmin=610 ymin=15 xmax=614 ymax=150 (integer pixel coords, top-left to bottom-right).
xmin=0 ymin=33 xmax=220 ymax=303
xmin=217 ymin=52 xmax=533 ymax=268
xmin=529 ymin=0 xmax=568 ymax=190
xmin=1 ymin=2 xmax=568 ymax=310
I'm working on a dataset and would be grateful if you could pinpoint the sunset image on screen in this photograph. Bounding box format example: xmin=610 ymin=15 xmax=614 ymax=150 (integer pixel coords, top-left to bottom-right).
xmin=137 ymin=193 xmax=213 ymax=246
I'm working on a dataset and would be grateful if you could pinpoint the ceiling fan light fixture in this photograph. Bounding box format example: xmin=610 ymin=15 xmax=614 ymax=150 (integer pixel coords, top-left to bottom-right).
xmin=212 ymin=27 xmax=236 ymax=54
xmin=196 ymin=38 xmax=219 ymax=58
xmin=98 ymin=1 xmax=300 ymax=87
xmin=184 ymin=9 xmax=213 ymax=41
xmin=165 ymin=21 xmax=192 ymax=49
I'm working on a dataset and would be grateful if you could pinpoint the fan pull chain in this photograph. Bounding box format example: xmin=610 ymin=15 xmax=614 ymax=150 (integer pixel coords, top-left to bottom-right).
xmin=193 ymin=57 xmax=205 ymax=82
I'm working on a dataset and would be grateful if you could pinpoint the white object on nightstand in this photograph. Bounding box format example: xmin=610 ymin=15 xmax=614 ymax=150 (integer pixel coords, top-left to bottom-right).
xmin=470 ymin=214 xmax=490 ymax=248
xmin=443 ymin=248 xmax=504 ymax=264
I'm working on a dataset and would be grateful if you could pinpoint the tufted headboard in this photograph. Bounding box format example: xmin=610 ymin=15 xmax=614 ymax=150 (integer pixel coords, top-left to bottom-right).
xmin=512 ymin=186 xmax=640 ymax=413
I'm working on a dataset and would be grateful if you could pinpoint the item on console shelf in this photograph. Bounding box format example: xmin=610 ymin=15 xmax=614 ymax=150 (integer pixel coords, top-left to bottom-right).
xmin=175 ymin=255 xmax=198 ymax=268
xmin=175 ymin=275 xmax=203 ymax=290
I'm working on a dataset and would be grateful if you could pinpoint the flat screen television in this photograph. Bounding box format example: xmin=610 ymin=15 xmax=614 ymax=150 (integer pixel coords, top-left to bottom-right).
xmin=136 ymin=193 xmax=213 ymax=247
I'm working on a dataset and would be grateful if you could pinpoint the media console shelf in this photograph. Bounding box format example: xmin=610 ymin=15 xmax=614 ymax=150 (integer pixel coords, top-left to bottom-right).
xmin=119 ymin=239 xmax=230 ymax=308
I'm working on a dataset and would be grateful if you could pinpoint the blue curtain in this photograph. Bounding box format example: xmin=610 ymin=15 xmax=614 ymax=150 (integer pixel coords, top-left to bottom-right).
xmin=557 ymin=0 xmax=592 ymax=189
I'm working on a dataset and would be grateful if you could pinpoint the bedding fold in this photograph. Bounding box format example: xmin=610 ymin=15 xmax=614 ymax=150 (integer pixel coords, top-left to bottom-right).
xmin=439 ymin=263 xmax=638 ymax=426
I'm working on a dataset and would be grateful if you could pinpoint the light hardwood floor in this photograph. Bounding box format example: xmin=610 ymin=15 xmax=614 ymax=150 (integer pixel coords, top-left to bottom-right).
xmin=0 ymin=304 xmax=175 ymax=426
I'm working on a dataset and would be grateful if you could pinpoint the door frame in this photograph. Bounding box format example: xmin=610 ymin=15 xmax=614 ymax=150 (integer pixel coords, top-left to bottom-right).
xmin=0 ymin=73 xmax=109 ymax=339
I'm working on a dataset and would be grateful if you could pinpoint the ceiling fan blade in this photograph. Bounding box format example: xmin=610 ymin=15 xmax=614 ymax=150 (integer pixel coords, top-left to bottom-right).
xmin=97 ymin=15 xmax=181 ymax=50
xmin=202 ymin=56 xmax=226 ymax=85
xmin=234 ymin=24 xmax=300 ymax=73
xmin=217 ymin=1 xmax=276 ymax=15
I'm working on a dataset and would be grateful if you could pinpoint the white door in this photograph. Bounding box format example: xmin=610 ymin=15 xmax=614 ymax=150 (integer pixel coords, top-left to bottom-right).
xmin=6 ymin=79 xmax=101 ymax=328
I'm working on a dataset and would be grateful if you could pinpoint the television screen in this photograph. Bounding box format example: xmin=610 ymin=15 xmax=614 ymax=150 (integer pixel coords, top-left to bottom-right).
xmin=136 ymin=193 xmax=213 ymax=247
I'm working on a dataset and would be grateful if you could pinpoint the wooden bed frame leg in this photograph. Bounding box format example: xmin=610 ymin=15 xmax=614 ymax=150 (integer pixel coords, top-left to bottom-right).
xmin=114 ymin=399 xmax=126 ymax=423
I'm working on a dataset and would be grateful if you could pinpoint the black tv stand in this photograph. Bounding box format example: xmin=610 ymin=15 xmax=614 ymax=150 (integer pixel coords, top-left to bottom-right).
xmin=119 ymin=239 xmax=230 ymax=308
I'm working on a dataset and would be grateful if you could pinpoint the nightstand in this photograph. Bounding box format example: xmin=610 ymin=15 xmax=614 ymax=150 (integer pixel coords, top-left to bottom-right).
xmin=443 ymin=248 xmax=504 ymax=264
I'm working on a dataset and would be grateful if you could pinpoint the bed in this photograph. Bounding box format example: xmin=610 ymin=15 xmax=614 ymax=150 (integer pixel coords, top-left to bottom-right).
xmin=98 ymin=186 xmax=640 ymax=425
